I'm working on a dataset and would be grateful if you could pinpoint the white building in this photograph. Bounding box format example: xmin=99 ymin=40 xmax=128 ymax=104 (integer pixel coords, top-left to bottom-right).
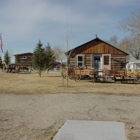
xmin=126 ymin=60 xmax=140 ymax=71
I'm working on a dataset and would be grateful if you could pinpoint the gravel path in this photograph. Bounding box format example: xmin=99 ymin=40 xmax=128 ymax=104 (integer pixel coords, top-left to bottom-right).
xmin=0 ymin=93 xmax=140 ymax=140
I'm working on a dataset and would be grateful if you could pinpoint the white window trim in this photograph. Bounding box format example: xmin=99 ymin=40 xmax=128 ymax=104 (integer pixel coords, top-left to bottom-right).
xmin=77 ymin=54 xmax=84 ymax=67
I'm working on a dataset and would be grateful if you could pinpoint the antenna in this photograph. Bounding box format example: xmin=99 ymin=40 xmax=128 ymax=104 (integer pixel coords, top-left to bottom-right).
xmin=95 ymin=34 xmax=97 ymax=38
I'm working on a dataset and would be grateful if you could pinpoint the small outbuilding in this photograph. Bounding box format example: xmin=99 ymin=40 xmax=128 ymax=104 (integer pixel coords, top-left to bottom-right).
xmin=66 ymin=37 xmax=129 ymax=70
xmin=14 ymin=52 xmax=33 ymax=66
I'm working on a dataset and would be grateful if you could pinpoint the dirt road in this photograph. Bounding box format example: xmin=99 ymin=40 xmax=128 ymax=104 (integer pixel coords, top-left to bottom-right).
xmin=0 ymin=93 xmax=140 ymax=140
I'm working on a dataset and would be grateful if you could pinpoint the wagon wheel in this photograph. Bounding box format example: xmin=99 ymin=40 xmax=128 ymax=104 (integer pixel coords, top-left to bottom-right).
xmin=61 ymin=67 xmax=76 ymax=80
xmin=92 ymin=77 xmax=95 ymax=83
xmin=74 ymin=74 xmax=81 ymax=81
xmin=61 ymin=72 xmax=67 ymax=79
xmin=121 ymin=76 xmax=126 ymax=84
xmin=67 ymin=67 xmax=72 ymax=79
xmin=92 ymin=74 xmax=97 ymax=83
xmin=138 ymin=78 xmax=140 ymax=84
xmin=133 ymin=76 xmax=140 ymax=84
xmin=61 ymin=67 xmax=67 ymax=79
xmin=69 ymin=67 xmax=79 ymax=81
xmin=91 ymin=68 xmax=98 ymax=82
xmin=69 ymin=74 xmax=77 ymax=80
xmin=73 ymin=68 xmax=82 ymax=81
xmin=77 ymin=74 xmax=81 ymax=81
xmin=68 ymin=67 xmax=75 ymax=80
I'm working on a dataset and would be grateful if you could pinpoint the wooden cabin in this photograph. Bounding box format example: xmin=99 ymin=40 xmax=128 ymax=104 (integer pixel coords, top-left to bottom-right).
xmin=66 ymin=37 xmax=129 ymax=70
xmin=14 ymin=52 xmax=33 ymax=66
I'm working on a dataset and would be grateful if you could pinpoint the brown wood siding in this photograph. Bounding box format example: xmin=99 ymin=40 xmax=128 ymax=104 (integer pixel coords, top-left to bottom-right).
xmin=69 ymin=54 xmax=126 ymax=70
xmin=73 ymin=40 xmax=126 ymax=55
xmin=85 ymin=54 xmax=92 ymax=68
xmin=17 ymin=54 xmax=33 ymax=66
xmin=69 ymin=57 xmax=76 ymax=67
xmin=111 ymin=55 xmax=126 ymax=70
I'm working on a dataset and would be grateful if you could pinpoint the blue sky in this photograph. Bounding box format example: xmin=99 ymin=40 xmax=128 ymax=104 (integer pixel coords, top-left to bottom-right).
xmin=0 ymin=0 xmax=140 ymax=62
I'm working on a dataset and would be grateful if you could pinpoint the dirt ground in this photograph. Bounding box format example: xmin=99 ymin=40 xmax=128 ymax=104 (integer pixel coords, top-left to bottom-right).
xmin=0 ymin=94 xmax=140 ymax=140
xmin=0 ymin=71 xmax=140 ymax=140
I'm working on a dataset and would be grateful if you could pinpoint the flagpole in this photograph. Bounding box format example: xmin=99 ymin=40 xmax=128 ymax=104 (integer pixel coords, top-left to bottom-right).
xmin=0 ymin=33 xmax=3 ymax=62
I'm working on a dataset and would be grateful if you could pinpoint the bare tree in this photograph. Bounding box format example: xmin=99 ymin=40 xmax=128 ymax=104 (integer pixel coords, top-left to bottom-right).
xmin=53 ymin=45 xmax=66 ymax=64
xmin=128 ymin=35 xmax=140 ymax=60
xmin=55 ymin=24 xmax=73 ymax=87
xmin=118 ymin=37 xmax=130 ymax=53
xmin=53 ymin=43 xmax=66 ymax=87
xmin=65 ymin=23 xmax=73 ymax=87
xmin=119 ymin=9 xmax=140 ymax=60
xmin=118 ymin=35 xmax=140 ymax=60
xmin=119 ymin=9 xmax=140 ymax=35
xmin=109 ymin=35 xmax=118 ymax=47
xmin=118 ymin=37 xmax=131 ymax=61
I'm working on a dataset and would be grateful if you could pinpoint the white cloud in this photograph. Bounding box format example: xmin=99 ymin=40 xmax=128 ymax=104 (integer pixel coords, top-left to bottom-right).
xmin=0 ymin=0 xmax=115 ymax=43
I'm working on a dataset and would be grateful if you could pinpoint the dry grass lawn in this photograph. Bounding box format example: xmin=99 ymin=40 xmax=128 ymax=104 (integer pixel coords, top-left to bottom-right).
xmin=0 ymin=71 xmax=140 ymax=140
xmin=0 ymin=71 xmax=140 ymax=96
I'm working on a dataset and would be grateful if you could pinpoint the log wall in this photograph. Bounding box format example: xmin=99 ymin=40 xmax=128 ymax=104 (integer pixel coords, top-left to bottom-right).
xmin=85 ymin=54 xmax=92 ymax=68
xmin=69 ymin=57 xmax=76 ymax=67
xmin=16 ymin=54 xmax=33 ymax=66
xmin=111 ymin=55 xmax=126 ymax=70
xmin=68 ymin=38 xmax=128 ymax=70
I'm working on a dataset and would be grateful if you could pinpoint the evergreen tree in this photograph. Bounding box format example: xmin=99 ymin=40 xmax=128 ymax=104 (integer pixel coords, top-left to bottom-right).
xmin=4 ymin=50 xmax=10 ymax=66
xmin=45 ymin=43 xmax=55 ymax=73
xmin=32 ymin=40 xmax=47 ymax=77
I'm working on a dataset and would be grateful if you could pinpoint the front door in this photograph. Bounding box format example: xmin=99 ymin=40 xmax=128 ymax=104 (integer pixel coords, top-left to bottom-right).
xmin=93 ymin=54 xmax=111 ymax=70
xmin=93 ymin=55 xmax=102 ymax=69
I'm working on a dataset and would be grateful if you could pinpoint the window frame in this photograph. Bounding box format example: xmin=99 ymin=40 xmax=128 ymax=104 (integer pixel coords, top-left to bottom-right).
xmin=104 ymin=55 xmax=109 ymax=65
xmin=20 ymin=56 xmax=27 ymax=59
xmin=77 ymin=54 xmax=84 ymax=67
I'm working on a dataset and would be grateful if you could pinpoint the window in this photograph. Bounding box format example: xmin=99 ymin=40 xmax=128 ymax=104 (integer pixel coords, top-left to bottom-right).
xmin=20 ymin=56 xmax=27 ymax=59
xmin=104 ymin=56 xmax=109 ymax=65
xmin=77 ymin=55 xmax=84 ymax=67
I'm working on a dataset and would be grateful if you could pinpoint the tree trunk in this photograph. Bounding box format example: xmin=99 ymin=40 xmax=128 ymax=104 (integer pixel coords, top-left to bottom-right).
xmin=39 ymin=70 xmax=41 ymax=77
xmin=61 ymin=60 xmax=64 ymax=87
xmin=47 ymin=69 xmax=49 ymax=74
xmin=66 ymin=66 xmax=68 ymax=87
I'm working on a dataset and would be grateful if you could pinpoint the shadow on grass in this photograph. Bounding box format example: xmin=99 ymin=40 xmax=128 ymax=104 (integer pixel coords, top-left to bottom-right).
xmin=58 ymin=86 xmax=76 ymax=88
xmin=44 ymin=75 xmax=62 ymax=78
xmin=88 ymin=81 xmax=116 ymax=84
